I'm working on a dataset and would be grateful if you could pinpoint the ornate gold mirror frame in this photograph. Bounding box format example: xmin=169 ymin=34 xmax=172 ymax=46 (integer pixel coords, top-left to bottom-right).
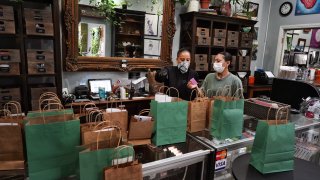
xmin=63 ymin=0 xmax=175 ymax=71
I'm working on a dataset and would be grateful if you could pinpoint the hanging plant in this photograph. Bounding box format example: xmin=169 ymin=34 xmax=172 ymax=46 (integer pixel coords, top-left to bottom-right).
xmin=89 ymin=0 xmax=119 ymax=25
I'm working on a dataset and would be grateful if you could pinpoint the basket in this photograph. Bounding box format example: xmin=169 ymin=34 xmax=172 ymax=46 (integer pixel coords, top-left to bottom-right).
xmin=244 ymin=98 xmax=291 ymax=120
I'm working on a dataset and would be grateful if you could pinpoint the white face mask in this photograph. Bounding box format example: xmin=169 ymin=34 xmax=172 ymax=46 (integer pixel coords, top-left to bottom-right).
xmin=213 ymin=62 xmax=225 ymax=73
xmin=178 ymin=61 xmax=190 ymax=74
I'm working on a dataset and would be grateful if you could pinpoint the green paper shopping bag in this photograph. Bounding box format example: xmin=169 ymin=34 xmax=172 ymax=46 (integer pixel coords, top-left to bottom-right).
xmin=79 ymin=125 xmax=133 ymax=180
xmin=151 ymin=87 xmax=188 ymax=146
xmin=25 ymin=103 xmax=80 ymax=180
xmin=210 ymin=87 xmax=244 ymax=139
xmin=250 ymin=107 xmax=295 ymax=174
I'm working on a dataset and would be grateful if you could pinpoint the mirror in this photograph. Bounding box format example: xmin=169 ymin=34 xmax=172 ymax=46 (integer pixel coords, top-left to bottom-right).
xmin=63 ymin=0 xmax=175 ymax=71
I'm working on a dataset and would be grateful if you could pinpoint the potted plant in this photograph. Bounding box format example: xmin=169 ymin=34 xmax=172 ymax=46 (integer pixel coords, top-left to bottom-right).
xmin=89 ymin=0 xmax=119 ymax=25
xmin=121 ymin=0 xmax=132 ymax=9
xmin=200 ymin=0 xmax=211 ymax=9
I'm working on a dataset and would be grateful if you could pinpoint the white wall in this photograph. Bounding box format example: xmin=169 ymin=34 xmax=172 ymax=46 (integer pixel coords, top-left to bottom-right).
xmin=263 ymin=0 xmax=320 ymax=72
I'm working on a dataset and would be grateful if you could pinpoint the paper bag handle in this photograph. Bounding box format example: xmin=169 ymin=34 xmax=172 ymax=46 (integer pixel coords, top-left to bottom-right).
xmin=232 ymin=88 xmax=244 ymax=99
xmin=96 ymin=125 xmax=121 ymax=150
xmin=41 ymin=103 xmax=65 ymax=124
xmin=81 ymin=103 xmax=96 ymax=115
xmin=221 ymin=85 xmax=231 ymax=97
xmin=267 ymin=106 xmax=289 ymax=125
xmin=0 ymin=109 xmax=12 ymax=118
xmin=112 ymin=145 xmax=135 ymax=167
xmin=158 ymin=85 xmax=169 ymax=94
xmin=4 ymin=101 xmax=22 ymax=117
xmin=138 ymin=109 xmax=150 ymax=116
xmin=39 ymin=98 xmax=61 ymax=110
xmin=87 ymin=109 xmax=103 ymax=123
xmin=165 ymin=87 xmax=180 ymax=100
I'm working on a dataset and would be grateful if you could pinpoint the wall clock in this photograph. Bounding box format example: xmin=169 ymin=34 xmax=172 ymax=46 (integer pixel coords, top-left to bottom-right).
xmin=279 ymin=2 xmax=293 ymax=16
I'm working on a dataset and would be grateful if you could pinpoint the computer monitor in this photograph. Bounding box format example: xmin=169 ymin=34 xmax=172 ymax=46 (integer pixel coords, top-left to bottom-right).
xmin=88 ymin=79 xmax=112 ymax=94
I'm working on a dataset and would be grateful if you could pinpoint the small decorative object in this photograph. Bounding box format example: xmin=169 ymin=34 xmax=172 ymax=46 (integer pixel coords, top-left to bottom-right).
xmin=310 ymin=28 xmax=320 ymax=48
xmin=296 ymin=38 xmax=306 ymax=52
xmin=279 ymin=2 xmax=293 ymax=16
xmin=187 ymin=0 xmax=200 ymax=12
xmin=295 ymin=0 xmax=320 ymax=15
xmin=247 ymin=2 xmax=259 ymax=20
xmin=144 ymin=39 xmax=161 ymax=56
xmin=221 ymin=2 xmax=232 ymax=16
xmin=145 ymin=14 xmax=158 ymax=36
xmin=200 ymin=0 xmax=211 ymax=9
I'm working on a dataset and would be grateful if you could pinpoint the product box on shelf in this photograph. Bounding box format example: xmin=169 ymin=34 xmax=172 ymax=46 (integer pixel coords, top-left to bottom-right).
xmin=0 ymin=5 xmax=14 ymax=20
xmin=213 ymin=29 xmax=226 ymax=38
xmin=0 ymin=49 xmax=20 ymax=62
xmin=27 ymin=49 xmax=54 ymax=62
xmin=227 ymin=31 xmax=239 ymax=40
xmin=238 ymin=56 xmax=250 ymax=71
xmin=213 ymin=38 xmax=226 ymax=46
xmin=195 ymin=54 xmax=208 ymax=64
xmin=0 ymin=20 xmax=15 ymax=34
xmin=196 ymin=36 xmax=211 ymax=45
xmin=196 ymin=27 xmax=210 ymax=37
xmin=195 ymin=63 xmax=208 ymax=71
xmin=25 ymin=22 xmax=54 ymax=36
xmin=227 ymin=39 xmax=239 ymax=48
xmin=0 ymin=62 xmax=20 ymax=75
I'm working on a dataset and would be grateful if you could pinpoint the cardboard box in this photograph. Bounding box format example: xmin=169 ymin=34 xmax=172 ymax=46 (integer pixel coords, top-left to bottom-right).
xmin=195 ymin=54 xmax=208 ymax=63
xmin=28 ymin=62 xmax=54 ymax=75
xmin=229 ymin=56 xmax=237 ymax=71
xmin=0 ymin=20 xmax=15 ymax=34
xmin=197 ymin=36 xmax=211 ymax=45
xmin=213 ymin=29 xmax=226 ymax=38
xmin=0 ymin=62 xmax=20 ymax=75
xmin=238 ymin=56 xmax=250 ymax=71
xmin=227 ymin=39 xmax=239 ymax=47
xmin=24 ymin=8 xmax=52 ymax=22
xmin=195 ymin=63 xmax=208 ymax=71
xmin=27 ymin=50 xmax=54 ymax=62
xmin=0 ymin=88 xmax=21 ymax=102
xmin=213 ymin=38 xmax=226 ymax=46
xmin=227 ymin=31 xmax=239 ymax=39
xmin=241 ymin=32 xmax=253 ymax=40
xmin=0 ymin=49 xmax=20 ymax=62
xmin=240 ymin=40 xmax=253 ymax=48
xmin=25 ymin=22 xmax=54 ymax=36
xmin=196 ymin=27 xmax=210 ymax=37
xmin=0 ymin=5 xmax=14 ymax=20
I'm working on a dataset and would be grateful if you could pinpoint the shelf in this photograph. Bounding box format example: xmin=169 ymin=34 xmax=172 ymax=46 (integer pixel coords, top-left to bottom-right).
xmin=116 ymin=33 xmax=142 ymax=37
xmin=123 ymin=20 xmax=144 ymax=24
xmin=27 ymin=74 xmax=56 ymax=77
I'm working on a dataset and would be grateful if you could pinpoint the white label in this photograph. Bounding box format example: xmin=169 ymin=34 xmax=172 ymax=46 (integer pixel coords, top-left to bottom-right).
xmin=121 ymin=64 xmax=127 ymax=68
xmin=215 ymin=159 xmax=227 ymax=171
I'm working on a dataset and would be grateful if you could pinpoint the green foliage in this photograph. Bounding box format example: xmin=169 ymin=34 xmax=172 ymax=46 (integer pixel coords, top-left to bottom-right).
xmin=89 ymin=0 xmax=119 ymax=25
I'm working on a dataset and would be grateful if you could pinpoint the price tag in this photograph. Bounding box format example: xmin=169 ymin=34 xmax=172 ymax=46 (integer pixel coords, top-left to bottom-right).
xmin=215 ymin=149 xmax=227 ymax=172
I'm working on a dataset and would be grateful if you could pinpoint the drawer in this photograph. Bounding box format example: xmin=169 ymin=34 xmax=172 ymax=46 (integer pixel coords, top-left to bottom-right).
xmin=194 ymin=54 xmax=207 ymax=63
xmin=27 ymin=49 xmax=54 ymax=62
xmin=241 ymin=32 xmax=253 ymax=40
xmin=30 ymin=87 xmax=57 ymax=100
xmin=0 ymin=49 xmax=20 ymax=62
xmin=213 ymin=29 xmax=226 ymax=38
xmin=24 ymin=8 xmax=52 ymax=22
xmin=195 ymin=63 xmax=208 ymax=71
xmin=0 ymin=20 xmax=15 ymax=34
xmin=227 ymin=39 xmax=239 ymax=47
xmin=229 ymin=56 xmax=237 ymax=71
xmin=28 ymin=61 xmax=54 ymax=74
xmin=196 ymin=27 xmax=210 ymax=37
xmin=196 ymin=36 xmax=211 ymax=45
xmin=0 ymin=62 xmax=20 ymax=75
xmin=238 ymin=56 xmax=250 ymax=71
xmin=240 ymin=40 xmax=253 ymax=48
xmin=213 ymin=38 xmax=226 ymax=46
xmin=0 ymin=88 xmax=21 ymax=102
xmin=227 ymin=31 xmax=239 ymax=40
xmin=25 ymin=22 xmax=53 ymax=36
xmin=0 ymin=5 xmax=14 ymax=20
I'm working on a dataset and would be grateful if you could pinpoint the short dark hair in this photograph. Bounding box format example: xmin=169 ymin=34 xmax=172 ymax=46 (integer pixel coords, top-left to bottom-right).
xmin=177 ymin=48 xmax=190 ymax=57
xmin=217 ymin=52 xmax=232 ymax=62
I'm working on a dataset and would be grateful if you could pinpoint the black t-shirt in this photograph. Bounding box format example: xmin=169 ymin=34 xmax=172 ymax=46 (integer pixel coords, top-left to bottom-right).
xmin=155 ymin=66 xmax=199 ymax=101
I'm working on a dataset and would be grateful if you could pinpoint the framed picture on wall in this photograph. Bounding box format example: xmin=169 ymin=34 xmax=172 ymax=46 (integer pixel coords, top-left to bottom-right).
xmin=295 ymin=0 xmax=320 ymax=15
xmin=145 ymin=14 xmax=158 ymax=36
xmin=144 ymin=39 xmax=161 ymax=56
xmin=247 ymin=2 xmax=259 ymax=20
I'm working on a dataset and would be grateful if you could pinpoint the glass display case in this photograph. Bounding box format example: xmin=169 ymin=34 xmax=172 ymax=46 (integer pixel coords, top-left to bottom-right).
xmin=135 ymin=133 xmax=214 ymax=180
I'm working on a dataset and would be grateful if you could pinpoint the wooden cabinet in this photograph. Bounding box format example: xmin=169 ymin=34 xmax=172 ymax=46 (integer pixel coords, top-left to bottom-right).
xmin=179 ymin=12 xmax=257 ymax=92
xmin=113 ymin=8 xmax=145 ymax=58
xmin=0 ymin=0 xmax=62 ymax=112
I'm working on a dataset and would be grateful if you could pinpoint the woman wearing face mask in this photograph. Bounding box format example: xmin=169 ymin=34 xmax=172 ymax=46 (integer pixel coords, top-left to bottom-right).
xmin=155 ymin=48 xmax=199 ymax=100
xmin=201 ymin=52 xmax=242 ymax=97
